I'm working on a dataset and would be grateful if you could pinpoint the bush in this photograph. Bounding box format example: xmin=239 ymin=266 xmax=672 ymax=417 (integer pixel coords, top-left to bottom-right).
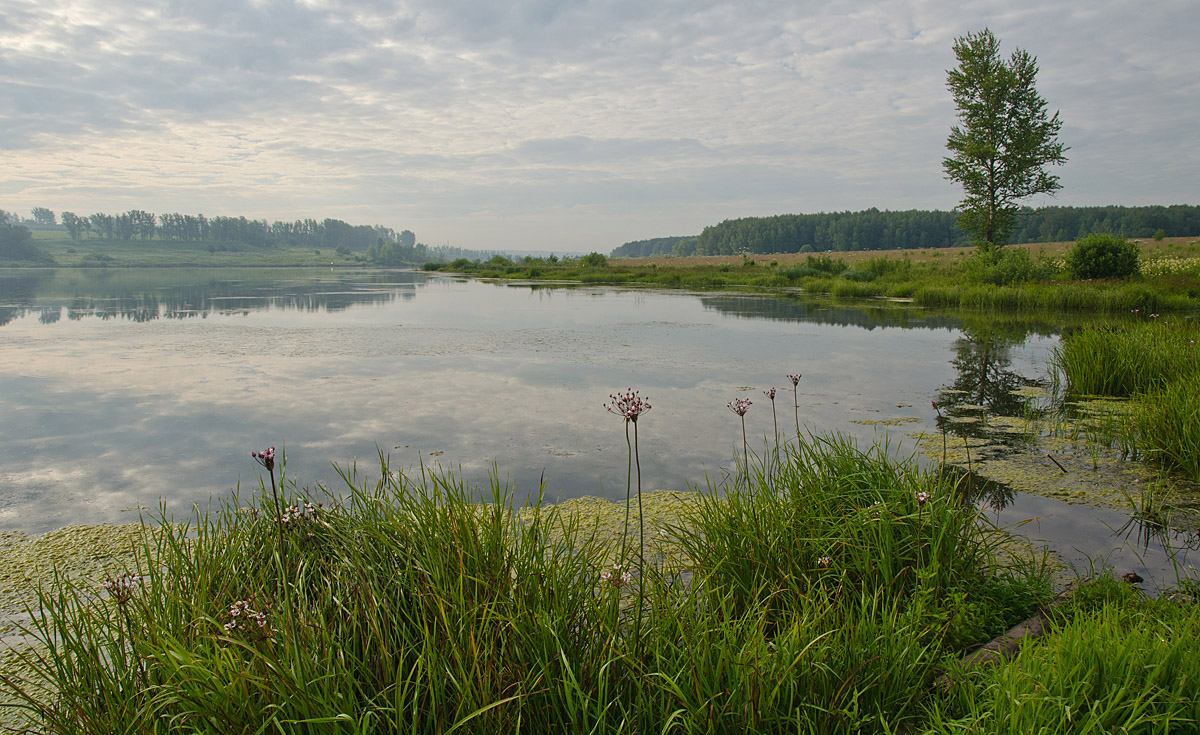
xmin=579 ymin=252 xmax=608 ymax=267
xmin=1066 ymin=234 xmax=1140 ymax=280
xmin=805 ymin=254 xmax=848 ymax=275
xmin=963 ymin=247 xmax=1053 ymax=286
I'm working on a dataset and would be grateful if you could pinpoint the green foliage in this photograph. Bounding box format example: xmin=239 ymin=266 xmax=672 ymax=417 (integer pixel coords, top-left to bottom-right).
xmin=578 ymin=251 xmax=608 ymax=267
xmin=1154 ymin=228 xmax=1166 ymax=241
xmin=1066 ymin=233 xmax=1140 ymax=280
xmin=805 ymin=254 xmax=849 ymax=274
xmin=944 ymin=29 xmax=1067 ymax=249
xmin=964 ymin=247 xmax=1051 ymax=285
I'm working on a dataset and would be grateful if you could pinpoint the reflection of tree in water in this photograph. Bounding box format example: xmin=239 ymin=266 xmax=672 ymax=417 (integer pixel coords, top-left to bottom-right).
xmin=936 ymin=322 xmax=1046 ymax=438
xmin=0 ymin=269 xmax=426 ymax=325
xmin=934 ymin=322 xmax=1050 ymax=515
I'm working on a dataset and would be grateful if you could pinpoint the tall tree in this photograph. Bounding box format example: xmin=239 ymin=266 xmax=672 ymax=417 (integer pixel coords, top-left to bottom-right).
xmin=943 ymin=29 xmax=1067 ymax=249
xmin=30 ymin=207 xmax=57 ymax=226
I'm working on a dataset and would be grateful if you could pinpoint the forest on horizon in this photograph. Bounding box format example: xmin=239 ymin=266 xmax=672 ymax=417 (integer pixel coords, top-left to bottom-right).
xmin=611 ymin=204 xmax=1200 ymax=258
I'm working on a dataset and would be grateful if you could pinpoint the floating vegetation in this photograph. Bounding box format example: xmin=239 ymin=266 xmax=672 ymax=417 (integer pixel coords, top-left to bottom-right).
xmin=0 ymin=523 xmax=148 ymax=730
xmin=850 ymin=417 xmax=922 ymax=426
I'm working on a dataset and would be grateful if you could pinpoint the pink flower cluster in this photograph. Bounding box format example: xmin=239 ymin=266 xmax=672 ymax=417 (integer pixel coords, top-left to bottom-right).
xmin=280 ymin=502 xmax=318 ymax=524
xmin=101 ymin=572 xmax=142 ymax=605
xmin=223 ymin=598 xmax=271 ymax=638
xmin=787 ymin=373 xmax=802 ymax=387
xmin=763 ymin=387 xmax=776 ymax=400
xmin=915 ymin=491 xmax=931 ymax=507
xmin=601 ymin=563 xmax=630 ymax=588
xmin=605 ymin=389 xmax=651 ymax=422
xmin=251 ymin=446 xmax=276 ymax=471
xmin=727 ymin=398 xmax=752 ymax=417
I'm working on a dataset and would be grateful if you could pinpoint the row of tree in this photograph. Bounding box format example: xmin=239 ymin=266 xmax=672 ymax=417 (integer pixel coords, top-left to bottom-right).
xmin=1 ymin=207 xmax=415 ymax=252
xmin=611 ymin=205 xmax=1200 ymax=258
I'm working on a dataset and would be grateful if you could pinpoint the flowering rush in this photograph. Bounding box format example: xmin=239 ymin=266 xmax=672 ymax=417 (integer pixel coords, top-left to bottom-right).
xmin=727 ymin=397 xmax=752 ymax=416
xmin=915 ymin=491 xmax=931 ymax=507
xmin=600 ymin=563 xmax=629 ymax=588
xmin=787 ymin=373 xmax=802 ymax=387
xmin=763 ymin=387 xmax=776 ymax=400
xmin=605 ymin=389 xmax=651 ymax=422
xmin=251 ymin=446 xmax=276 ymax=471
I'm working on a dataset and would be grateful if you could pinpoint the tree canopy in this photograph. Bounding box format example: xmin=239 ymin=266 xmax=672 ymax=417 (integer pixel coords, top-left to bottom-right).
xmin=943 ymin=29 xmax=1067 ymax=249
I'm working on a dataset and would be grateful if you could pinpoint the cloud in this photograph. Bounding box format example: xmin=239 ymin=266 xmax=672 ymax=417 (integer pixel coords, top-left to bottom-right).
xmin=1 ymin=0 xmax=1198 ymax=250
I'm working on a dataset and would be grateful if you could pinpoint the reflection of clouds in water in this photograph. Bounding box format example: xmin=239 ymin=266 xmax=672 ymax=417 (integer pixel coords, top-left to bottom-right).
xmin=1 ymin=276 xmax=1001 ymax=532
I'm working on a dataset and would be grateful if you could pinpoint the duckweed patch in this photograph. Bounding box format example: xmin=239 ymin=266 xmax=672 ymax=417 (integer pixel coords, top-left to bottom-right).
xmin=850 ymin=417 xmax=922 ymax=426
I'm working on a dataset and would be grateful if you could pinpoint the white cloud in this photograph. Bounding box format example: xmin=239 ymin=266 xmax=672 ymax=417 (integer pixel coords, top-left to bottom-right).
xmin=1 ymin=0 xmax=1198 ymax=250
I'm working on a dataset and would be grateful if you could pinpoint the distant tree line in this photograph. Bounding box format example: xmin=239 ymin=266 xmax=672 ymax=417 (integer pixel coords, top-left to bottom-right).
xmin=610 ymin=236 xmax=699 ymax=258
xmin=612 ymin=205 xmax=1200 ymax=257
xmin=3 ymin=206 xmax=415 ymax=252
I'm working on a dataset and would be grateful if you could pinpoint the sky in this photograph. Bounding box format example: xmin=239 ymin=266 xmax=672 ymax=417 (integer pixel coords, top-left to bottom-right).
xmin=2 ymin=0 xmax=1198 ymax=253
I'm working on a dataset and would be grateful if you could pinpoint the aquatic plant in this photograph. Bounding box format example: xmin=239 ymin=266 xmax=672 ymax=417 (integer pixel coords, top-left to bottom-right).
xmin=727 ymin=397 xmax=753 ymax=493
xmin=787 ymin=373 xmax=802 ymax=445
xmin=605 ymin=388 xmax=651 ymax=620
xmin=763 ymin=386 xmax=779 ymax=448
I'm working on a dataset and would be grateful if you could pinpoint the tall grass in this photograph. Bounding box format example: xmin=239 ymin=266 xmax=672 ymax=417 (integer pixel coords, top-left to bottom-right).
xmin=1051 ymin=320 xmax=1200 ymax=397
xmin=927 ymin=579 xmax=1200 ymax=733
xmin=5 ymin=436 xmax=1164 ymax=734
xmin=1052 ymin=319 xmax=1200 ymax=480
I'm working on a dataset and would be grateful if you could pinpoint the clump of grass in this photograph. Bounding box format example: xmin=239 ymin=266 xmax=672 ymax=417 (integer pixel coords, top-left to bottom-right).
xmin=1134 ymin=377 xmax=1200 ymax=481
xmin=1052 ymin=318 xmax=1200 ymax=480
xmin=1051 ymin=319 xmax=1199 ymax=397
xmin=928 ymin=577 xmax=1200 ymax=733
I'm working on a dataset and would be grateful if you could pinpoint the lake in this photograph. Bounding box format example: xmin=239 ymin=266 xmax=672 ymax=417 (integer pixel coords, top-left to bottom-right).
xmin=0 ymin=267 xmax=1193 ymax=588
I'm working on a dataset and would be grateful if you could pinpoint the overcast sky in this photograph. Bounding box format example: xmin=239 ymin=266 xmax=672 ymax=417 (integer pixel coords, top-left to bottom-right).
xmin=3 ymin=0 xmax=1197 ymax=252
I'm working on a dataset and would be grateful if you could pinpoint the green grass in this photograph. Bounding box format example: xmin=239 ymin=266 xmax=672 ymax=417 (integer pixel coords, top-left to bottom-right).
xmin=927 ymin=578 xmax=1200 ymax=734
xmin=1051 ymin=318 xmax=1200 ymax=480
xmin=2 ymin=435 xmax=1072 ymax=734
xmin=1051 ymin=319 xmax=1200 ymax=397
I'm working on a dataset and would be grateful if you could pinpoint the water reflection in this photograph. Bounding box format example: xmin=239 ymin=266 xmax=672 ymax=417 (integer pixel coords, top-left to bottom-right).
xmin=0 ymin=268 xmax=423 ymax=326
xmin=2 ymin=268 xmax=1195 ymax=593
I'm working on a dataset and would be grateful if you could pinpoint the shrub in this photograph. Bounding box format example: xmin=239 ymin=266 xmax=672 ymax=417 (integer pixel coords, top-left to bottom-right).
xmin=805 ymin=254 xmax=849 ymax=275
xmin=964 ymin=247 xmax=1048 ymax=286
xmin=579 ymin=252 xmax=608 ymax=267
xmin=840 ymin=269 xmax=877 ymax=282
xmin=1066 ymin=234 xmax=1140 ymax=280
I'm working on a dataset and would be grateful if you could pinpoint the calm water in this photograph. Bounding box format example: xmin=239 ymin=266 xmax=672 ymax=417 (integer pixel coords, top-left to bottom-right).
xmin=0 ymin=268 xmax=1192 ymax=588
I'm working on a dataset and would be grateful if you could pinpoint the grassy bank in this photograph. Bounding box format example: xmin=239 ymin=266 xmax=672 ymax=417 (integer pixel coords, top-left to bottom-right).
xmin=3 ymin=435 xmax=1197 ymax=733
xmin=427 ymin=237 xmax=1200 ymax=313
